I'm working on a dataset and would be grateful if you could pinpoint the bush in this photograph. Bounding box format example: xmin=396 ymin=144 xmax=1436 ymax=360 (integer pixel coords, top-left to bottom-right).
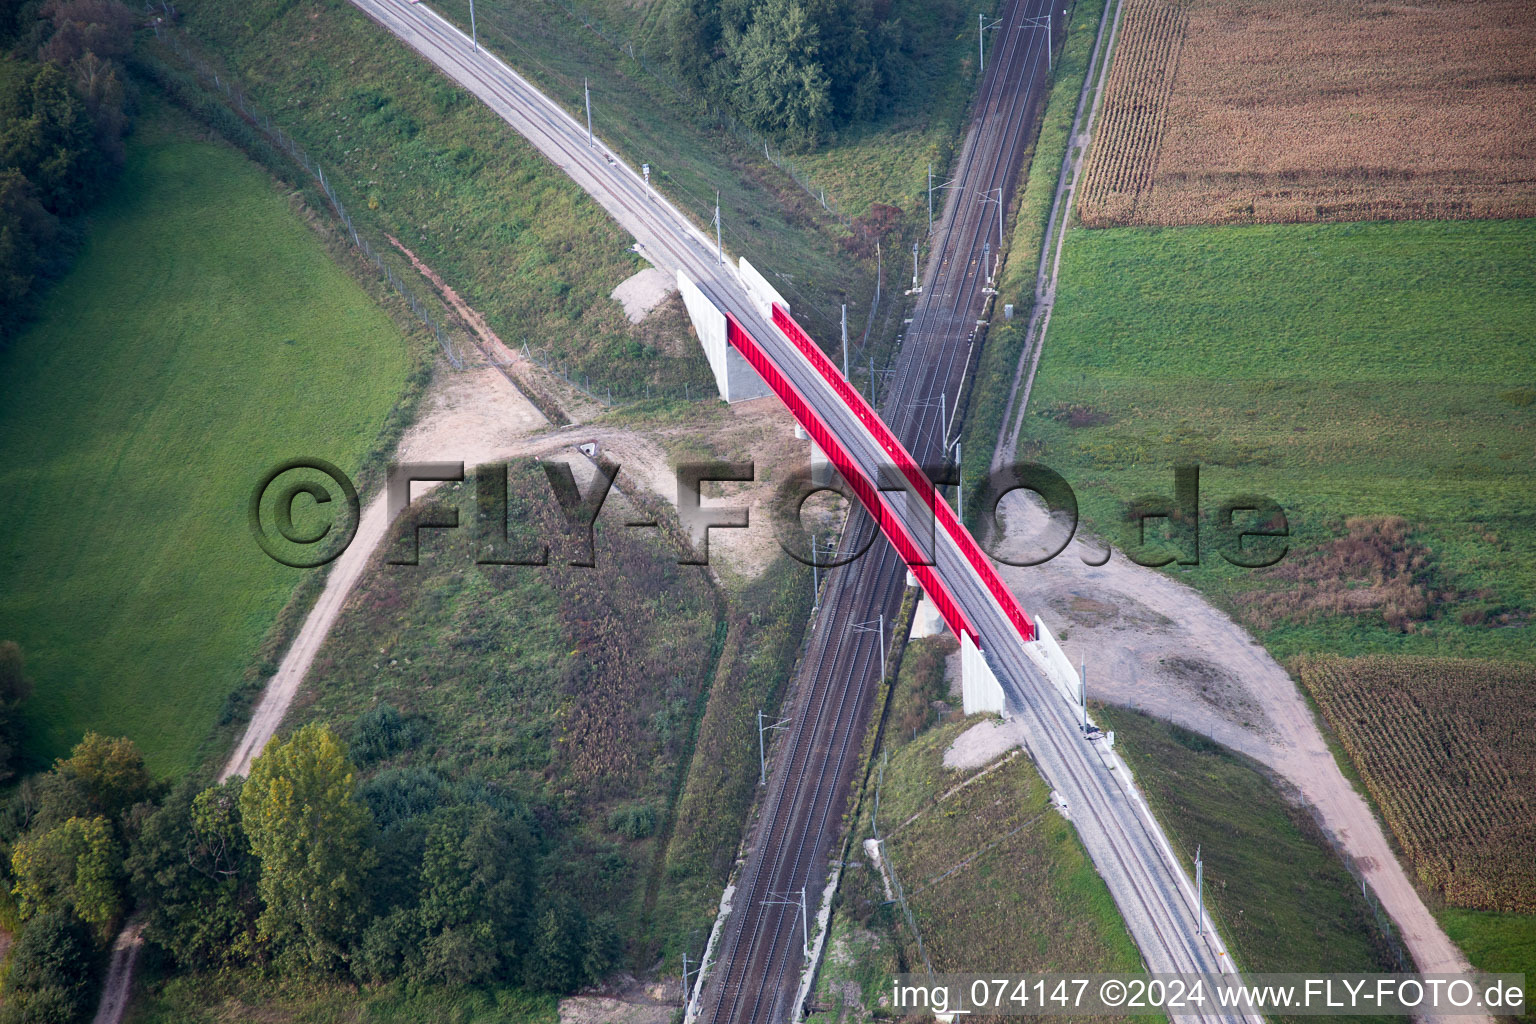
xmin=0 ymin=908 xmax=99 ymax=1024
xmin=357 ymin=765 xmax=450 ymax=831
xmin=606 ymin=803 xmax=657 ymax=840
xmin=348 ymin=703 xmax=425 ymax=766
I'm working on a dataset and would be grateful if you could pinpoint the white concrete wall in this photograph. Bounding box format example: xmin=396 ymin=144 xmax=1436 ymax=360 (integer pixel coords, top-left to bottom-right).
xmin=676 ymin=269 xmax=771 ymax=402
xmin=1023 ymin=616 xmax=1081 ymax=710
xmin=739 ymin=256 xmax=789 ymax=321
xmin=962 ymin=631 xmax=1006 ymax=715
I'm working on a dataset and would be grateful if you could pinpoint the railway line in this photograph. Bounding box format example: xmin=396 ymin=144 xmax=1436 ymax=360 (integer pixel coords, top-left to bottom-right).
xmin=344 ymin=3 xmax=1258 ymax=1021
xmin=694 ymin=4 xmax=1058 ymax=1020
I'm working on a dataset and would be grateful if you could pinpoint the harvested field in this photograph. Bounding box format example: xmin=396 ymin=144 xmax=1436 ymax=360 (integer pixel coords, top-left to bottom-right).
xmin=1294 ymin=655 xmax=1536 ymax=913
xmin=1079 ymin=0 xmax=1536 ymax=226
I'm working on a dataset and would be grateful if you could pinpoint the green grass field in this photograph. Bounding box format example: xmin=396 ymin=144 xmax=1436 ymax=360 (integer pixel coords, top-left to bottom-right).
xmin=809 ymin=640 xmax=1142 ymax=1022
xmin=1021 ymin=219 xmax=1536 ymax=662
xmin=1437 ymin=908 xmax=1536 ymax=1020
xmin=1098 ymin=709 xmax=1399 ymax=1013
xmin=0 ymin=97 xmax=414 ymax=776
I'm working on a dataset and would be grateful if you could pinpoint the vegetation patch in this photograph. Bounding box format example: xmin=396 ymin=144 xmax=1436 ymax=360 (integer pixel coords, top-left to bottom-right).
xmin=289 ymin=465 xmax=718 ymax=954
xmin=1097 ymin=708 xmax=1402 ymax=1003
xmin=164 ymin=0 xmax=720 ymax=402
xmin=0 ymin=96 xmax=415 ymax=775
xmin=1078 ymin=0 xmax=1536 ymax=226
xmin=958 ymin=0 xmax=1109 ymax=528
xmin=1026 ymin=218 xmax=1536 ymax=663
xmin=809 ymin=637 xmax=1140 ymax=1022
xmin=1234 ymin=516 xmax=1449 ymax=633
xmin=1294 ymin=655 xmax=1536 ymax=914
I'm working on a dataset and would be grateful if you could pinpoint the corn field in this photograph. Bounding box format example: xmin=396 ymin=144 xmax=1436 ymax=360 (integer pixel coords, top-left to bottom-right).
xmin=1079 ymin=0 xmax=1536 ymax=227
xmin=1296 ymin=654 xmax=1536 ymax=913
xmin=1076 ymin=0 xmax=1186 ymax=227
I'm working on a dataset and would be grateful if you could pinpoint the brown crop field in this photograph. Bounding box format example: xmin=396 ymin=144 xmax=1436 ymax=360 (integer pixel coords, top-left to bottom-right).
xmin=1078 ymin=0 xmax=1536 ymax=226
xmin=1295 ymin=655 xmax=1536 ymax=913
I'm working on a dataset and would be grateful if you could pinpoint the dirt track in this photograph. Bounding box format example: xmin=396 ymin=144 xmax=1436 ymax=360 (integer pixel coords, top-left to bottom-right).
xmin=990 ymin=496 xmax=1473 ymax=977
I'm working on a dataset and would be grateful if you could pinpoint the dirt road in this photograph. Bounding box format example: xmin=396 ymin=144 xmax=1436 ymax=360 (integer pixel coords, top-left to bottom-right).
xmin=989 ymin=496 xmax=1473 ymax=977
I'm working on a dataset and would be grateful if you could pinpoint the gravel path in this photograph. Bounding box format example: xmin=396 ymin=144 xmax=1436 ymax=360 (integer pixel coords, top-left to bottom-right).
xmin=988 ymin=496 xmax=1475 ymax=981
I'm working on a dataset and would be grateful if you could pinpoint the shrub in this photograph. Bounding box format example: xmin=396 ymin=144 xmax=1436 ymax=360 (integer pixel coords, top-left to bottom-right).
xmin=348 ymin=703 xmax=425 ymax=766
xmin=0 ymin=908 xmax=99 ymax=1024
xmin=606 ymin=803 xmax=657 ymax=840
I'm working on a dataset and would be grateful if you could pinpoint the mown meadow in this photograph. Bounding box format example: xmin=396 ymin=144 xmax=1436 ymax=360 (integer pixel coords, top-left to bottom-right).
xmin=0 ymin=96 xmax=418 ymax=775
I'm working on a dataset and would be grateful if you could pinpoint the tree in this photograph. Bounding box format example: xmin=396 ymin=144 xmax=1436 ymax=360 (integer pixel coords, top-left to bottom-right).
xmin=522 ymin=897 xmax=585 ymax=993
xmin=414 ymin=804 xmax=533 ymax=982
xmin=240 ymin=723 xmax=376 ymax=972
xmin=53 ymin=731 xmax=154 ymax=822
xmin=727 ymin=0 xmax=833 ymax=144
xmin=10 ymin=814 xmax=123 ymax=939
xmin=0 ymin=640 xmax=35 ymax=781
xmin=127 ymin=777 xmax=259 ymax=969
xmin=0 ymin=61 xmax=101 ymax=214
xmin=0 ymin=908 xmax=99 ymax=1024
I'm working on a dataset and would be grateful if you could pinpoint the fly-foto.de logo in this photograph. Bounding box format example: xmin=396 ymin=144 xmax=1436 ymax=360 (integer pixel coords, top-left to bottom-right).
xmin=249 ymin=457 xmax=1288 ymax=570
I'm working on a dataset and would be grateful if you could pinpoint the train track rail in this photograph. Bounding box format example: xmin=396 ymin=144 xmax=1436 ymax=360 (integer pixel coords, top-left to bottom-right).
xmin=344 ymin=5 xmax=1258 ymax=1022
xmin=696 ymin=3 xmax=1056 ymax=1020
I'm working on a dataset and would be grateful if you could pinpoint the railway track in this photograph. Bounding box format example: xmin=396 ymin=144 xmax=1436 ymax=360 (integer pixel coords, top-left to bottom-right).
xmin=345 ymin=5 xmax=1257 ymax=1022
xmin=696 ymin=4 xmax=1056 ymax=1020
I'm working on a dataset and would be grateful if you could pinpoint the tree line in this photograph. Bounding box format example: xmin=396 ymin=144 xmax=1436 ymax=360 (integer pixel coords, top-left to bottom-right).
xmin=0 ymin=704 xmax=618 ymax=1024
xmin=1 ymin=0 xmax=135 ymax=343
xmin=663 ymin=0 xmax=903 ymax=146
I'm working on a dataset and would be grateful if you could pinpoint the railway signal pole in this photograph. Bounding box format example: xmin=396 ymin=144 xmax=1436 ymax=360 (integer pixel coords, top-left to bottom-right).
xmin=1195 ymin=845 xmax=1205 ymax=936
xmin=841 ymin=304 xmax=849 ymax=378
xmin=764 ymin=889 xmax=811 ymax=957
xmin=757 ymin=709 xmax=791 ymax=785
xmin=853 ymin=615 xmax=887 ymax=681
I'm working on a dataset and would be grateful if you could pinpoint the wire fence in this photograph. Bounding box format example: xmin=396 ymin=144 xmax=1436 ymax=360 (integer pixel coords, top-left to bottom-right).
xmin=147 ymin=5 xmax=464 ymax=369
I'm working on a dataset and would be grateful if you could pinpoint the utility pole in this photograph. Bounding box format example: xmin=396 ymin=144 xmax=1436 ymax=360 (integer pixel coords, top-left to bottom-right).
xmin=927 ymin=162 xmax=934 ymax=234
xmin=758 ymin=709 xmax=791 ymax=785
xmin=764 ymin=889 xmax=812 ymax=957
xmin=979 ymin=12 xmax=1001 ymax=72
xmin=1079 ymin=659 xmax=1088 ymax=731
xmin=994 ymin=186 xmax=1004 ymax=242
xmin=584 ymin=78 xmax=592 ymax=148
xmin=854 ymin=615 xmax=887 ymax=682
xmin=713 ymin=191 xmax=722 ymax=265
xmin=955 ymin=441 xmax=963 ymax=519
xmin=1195 ymin=846 xmax=1205 ymax=937
xmin=468 ymin=0 xmax=477 ymax=50
xmin=841 ymin=304 xmax=849 ymax=378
